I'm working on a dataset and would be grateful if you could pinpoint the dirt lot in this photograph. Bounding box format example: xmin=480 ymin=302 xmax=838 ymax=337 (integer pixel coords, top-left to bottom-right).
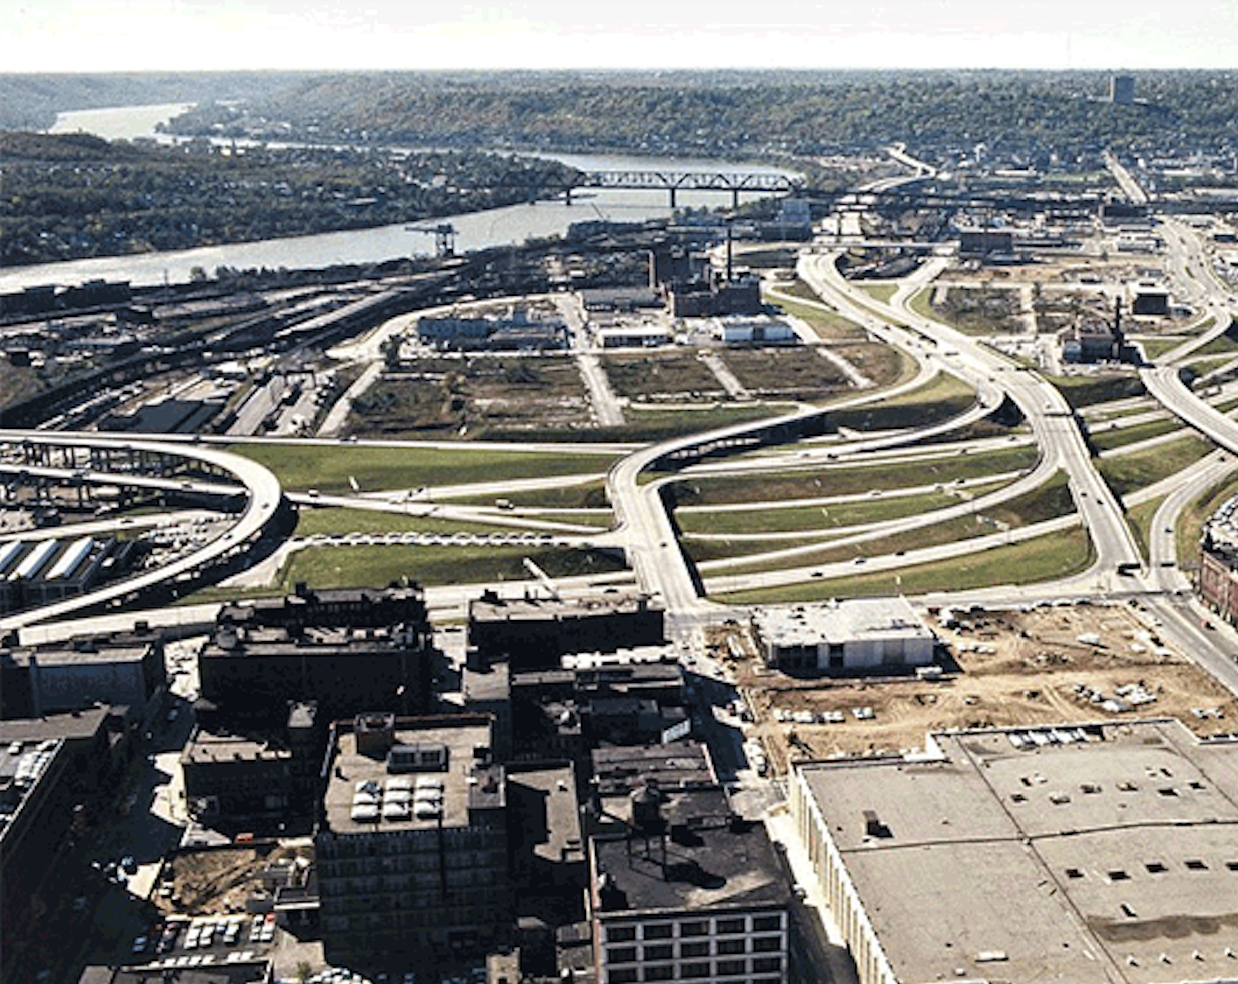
xmin=350 ymin=355 xmax=592 ymax=437
xmin=156 ymin=844 xmax=312 ymax=917
xmin=727 ymin=604 xmax=1238 ymax=772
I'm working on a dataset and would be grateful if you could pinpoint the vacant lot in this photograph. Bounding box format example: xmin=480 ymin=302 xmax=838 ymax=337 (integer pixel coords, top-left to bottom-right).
xmin=720 ymin=346 xmax=850 ymax=400
xmin=349 ymin=355 xmax=592 ymax=438
xmin=601 ymin=352 xmax=725 ymax=401
xmin=738 ymin=604 xmax=1238 ymax=770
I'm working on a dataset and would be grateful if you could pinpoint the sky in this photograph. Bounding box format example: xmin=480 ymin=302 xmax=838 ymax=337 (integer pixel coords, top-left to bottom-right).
xmin=5 ymin=0 xmax=1238 ymax=73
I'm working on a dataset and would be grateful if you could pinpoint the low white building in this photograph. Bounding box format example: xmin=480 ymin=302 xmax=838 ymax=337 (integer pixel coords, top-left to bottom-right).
xmin=752 ymin=598 xmax=935 ymax=673
xmin=713 ymin=316 xmax=797 ymax=345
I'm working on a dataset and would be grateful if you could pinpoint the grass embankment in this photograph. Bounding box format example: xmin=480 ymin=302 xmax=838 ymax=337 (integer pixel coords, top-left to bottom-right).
xmin=1126 ymin=495 xmax=1168 ymax=564
xmin=227 ymin=443 xmax=615 ymax=493
xmin=765 ymin=284 xmax=868 ymax=340
xmin=296 ymin=508 xmax=505 ymax=536
xmin=829 ymin=372 xmax=976 ymax=432
xmin=278 ymin=543 xmax=627 ymax=591
xmin=714 ymin=526 xmax=1094 ymax=604
xmin=1136 ymin=337 xmax=1188 ymax=361
xmin=677 ymin=489 xmax=973 ymax=536
xmin=1089 ymin=416 xmax=1183 ymax=452
xmin=1097 ymin=435 xmax=1213 ymax=498
xmin=670 ymin=444 xmax=1039 ymax=507
xmin=701 ymin=470 xmax=1075 ymax=573
xmin=1048 ymin=373 xmax=1146 ymax=409
xmin=857 ymin=283 xmax=899 ymax=304
xmin=443 ymin=481 xmax=610 ymax=510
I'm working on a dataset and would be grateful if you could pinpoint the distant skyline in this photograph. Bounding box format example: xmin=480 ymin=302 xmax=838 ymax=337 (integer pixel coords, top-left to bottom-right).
xmin=5 ymin=0 xmax=1238 ymax=73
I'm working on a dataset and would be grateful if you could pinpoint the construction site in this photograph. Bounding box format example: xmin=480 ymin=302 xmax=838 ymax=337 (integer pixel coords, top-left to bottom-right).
xmin=722 ymin=602 xmax=1238 ymax=770
xmin=154 ymin=843 xmax=314 ymax=918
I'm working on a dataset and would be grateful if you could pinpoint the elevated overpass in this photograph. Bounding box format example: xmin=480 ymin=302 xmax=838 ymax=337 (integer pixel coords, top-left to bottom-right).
xmin=0 ymin=431 xmax=283 ymax=633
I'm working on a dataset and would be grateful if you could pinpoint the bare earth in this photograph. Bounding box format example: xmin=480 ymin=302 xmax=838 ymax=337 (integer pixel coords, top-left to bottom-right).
xmin=726 ymin=604 xmax=1238 ymax=773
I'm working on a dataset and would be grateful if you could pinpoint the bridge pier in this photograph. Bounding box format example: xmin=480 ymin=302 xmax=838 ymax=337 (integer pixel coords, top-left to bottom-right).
xmin=669 ymin=188 xmax=677 ymax=209
xmin=732 ymin=189 xmax=740 ymax=210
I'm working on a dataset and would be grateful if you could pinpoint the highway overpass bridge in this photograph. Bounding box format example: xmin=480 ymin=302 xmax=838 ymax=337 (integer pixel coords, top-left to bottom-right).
xmin=0 ymin=431 xmax=285 ymax=633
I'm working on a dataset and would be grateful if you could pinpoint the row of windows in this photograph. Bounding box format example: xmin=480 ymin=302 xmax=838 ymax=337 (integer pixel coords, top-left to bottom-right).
xmin=318 ymin=827 xmax=499 ymax=857
xmin=608 ymin=936 xmax=785 ymax=964
xmin=605 ymin=914 xmax=784 ymax=943
xmin=608 ymin=958 xmax=783 ymax=983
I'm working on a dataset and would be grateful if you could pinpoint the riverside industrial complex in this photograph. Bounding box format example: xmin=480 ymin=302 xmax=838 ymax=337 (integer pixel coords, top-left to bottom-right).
xmin=14 ymin=88 xmax=1238 ymax=984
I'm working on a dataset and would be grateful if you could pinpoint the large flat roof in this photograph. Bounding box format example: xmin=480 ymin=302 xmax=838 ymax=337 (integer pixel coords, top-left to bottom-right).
xmin=754 ymin=597 xmax=933 ymax=647
xmin=321 ymin=716 xmax=499 ymax=836
xmin=797 ymin=720 xmax=1238 ymax=984
xmin=594 ymin=787 xmax=789 ymax=917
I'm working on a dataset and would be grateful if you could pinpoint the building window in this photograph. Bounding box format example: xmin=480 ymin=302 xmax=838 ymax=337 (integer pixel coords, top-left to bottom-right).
xmin=717 ymin=959 xmax=748 ymax=977
xmin=753 ymin=957 xmax=783 ymax=973
xmin=717 ymin=938 xmax=746 ymax=955
xmin=643 ymin=945 xmax=674 ymax=962
xmin=644 ymin=966 xmax=675 ymax=982
xmin=681 ymin=962 xmax=711 ymax=979
xmin=643 ymin=924 xmax=673 ymax=940
xmin=679 ymin=920 xmax=709 ymax=937
xmin=716 ymin=917 xmax=746 ymax=935
xmin=608 ymin=970 xmax=638 ymax=984
xmin=752 ymin=936 xmax=782 ymax=953
xmin=680 ymin=941 xmax=710 ymax=958
xmin=752 ymin=915 xmax=782 ymax=932
xmin=606 ymin=926 xmax=638 ymax=943
xmin=607 ymin=947 xmax=637 ymax=965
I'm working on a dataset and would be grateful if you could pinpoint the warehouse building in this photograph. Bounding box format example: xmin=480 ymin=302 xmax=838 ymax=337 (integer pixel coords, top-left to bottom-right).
xmin=751 ymin=598 xmax=936 ymax=674
xmin=791 ymin=719 xmax=1238 ymax=984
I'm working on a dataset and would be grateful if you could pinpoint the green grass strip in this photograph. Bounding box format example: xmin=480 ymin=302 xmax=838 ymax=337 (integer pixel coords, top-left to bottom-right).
xmin=227 ymin=443 xmax=615 ymax=494
xmin=714 ymin=526 xmax=1094 ymax=604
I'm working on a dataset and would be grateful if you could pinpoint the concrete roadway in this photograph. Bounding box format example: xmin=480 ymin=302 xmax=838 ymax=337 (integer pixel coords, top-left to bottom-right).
xmin=819 ymin=252 xmax=1144 ymax=582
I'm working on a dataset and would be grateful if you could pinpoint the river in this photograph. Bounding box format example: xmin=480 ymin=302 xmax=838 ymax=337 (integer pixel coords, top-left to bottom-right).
xmin=3 ymin=104 xmax=796 ymax=291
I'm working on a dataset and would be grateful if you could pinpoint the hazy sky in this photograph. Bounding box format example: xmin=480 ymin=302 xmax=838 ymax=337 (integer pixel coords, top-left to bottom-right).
xmin=5 ymin=0 xmax=1237 ymax=73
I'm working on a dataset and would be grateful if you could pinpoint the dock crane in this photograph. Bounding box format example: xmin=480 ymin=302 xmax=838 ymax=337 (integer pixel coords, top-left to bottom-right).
xmin=405 ymin=222 xmax=458 ymax=258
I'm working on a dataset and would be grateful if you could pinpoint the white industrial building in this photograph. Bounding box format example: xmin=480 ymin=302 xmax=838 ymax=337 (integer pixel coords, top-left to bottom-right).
xmin=713 ymin=315 xmax=797 ymax=345
xmin=791 ymin=719 xmax=1238 ymax=984
xmin=751 ymin=598 xmax=935 ymax=673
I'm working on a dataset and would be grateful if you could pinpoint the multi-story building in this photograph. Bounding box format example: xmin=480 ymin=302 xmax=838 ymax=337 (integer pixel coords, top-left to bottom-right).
xmin=218 ymin=583 xmax=431 ymax=633
xmin=468 ymin=591 xmax=664 ymax=669
xmin=198 ymin=621 xmax=432 ymax=721
xmin=181 ymin=702 xmax=320 ymax=823
xmin=589 ymin=785 xmax=792 ymax=984
xmin=315 ymin=713 xmax=513 ymax=965
xmin=0 ymin=627 xmax=165 ymax=720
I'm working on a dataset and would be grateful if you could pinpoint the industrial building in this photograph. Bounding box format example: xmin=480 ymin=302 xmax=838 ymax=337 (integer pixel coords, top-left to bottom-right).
xmin=590 ymin=784 xmax=792 ymax=984
xmin=181 ymin=702 xmax=321 ymax=824
xmin=315 ymin=713 xmax=513 ymax=964
xmin=791 ymin=719 xmax=1238 ymax=984
xmin=2 ymin=707 xmax=134 ymax=976
xmin=0 ymin=535 xmax=113 ymax=615
xmin=218 ymin=583 xmax=432 ymax=633
xmin=468 ymin=591 xmax=665 ymax=669
xmin=712 ymin=316 xmax=796 ymax=345
xmin=0 ymin=628 xmax=166 ymax=720
xmin=415 ymin=309 xmax=567 ymax=350
xmin=751 ymin=598 xmax=936 ymax=674
xmin=197 ymin=621 xmax=433 ymax=721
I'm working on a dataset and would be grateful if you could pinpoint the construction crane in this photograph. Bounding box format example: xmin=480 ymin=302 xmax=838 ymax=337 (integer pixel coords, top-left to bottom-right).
xmin=405 ymin=222 xmax=457 ymax=258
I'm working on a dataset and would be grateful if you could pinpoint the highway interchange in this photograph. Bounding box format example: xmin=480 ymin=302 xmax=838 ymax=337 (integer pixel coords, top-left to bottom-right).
xmin=8 ymin=154 xmax=1238 ymax=708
